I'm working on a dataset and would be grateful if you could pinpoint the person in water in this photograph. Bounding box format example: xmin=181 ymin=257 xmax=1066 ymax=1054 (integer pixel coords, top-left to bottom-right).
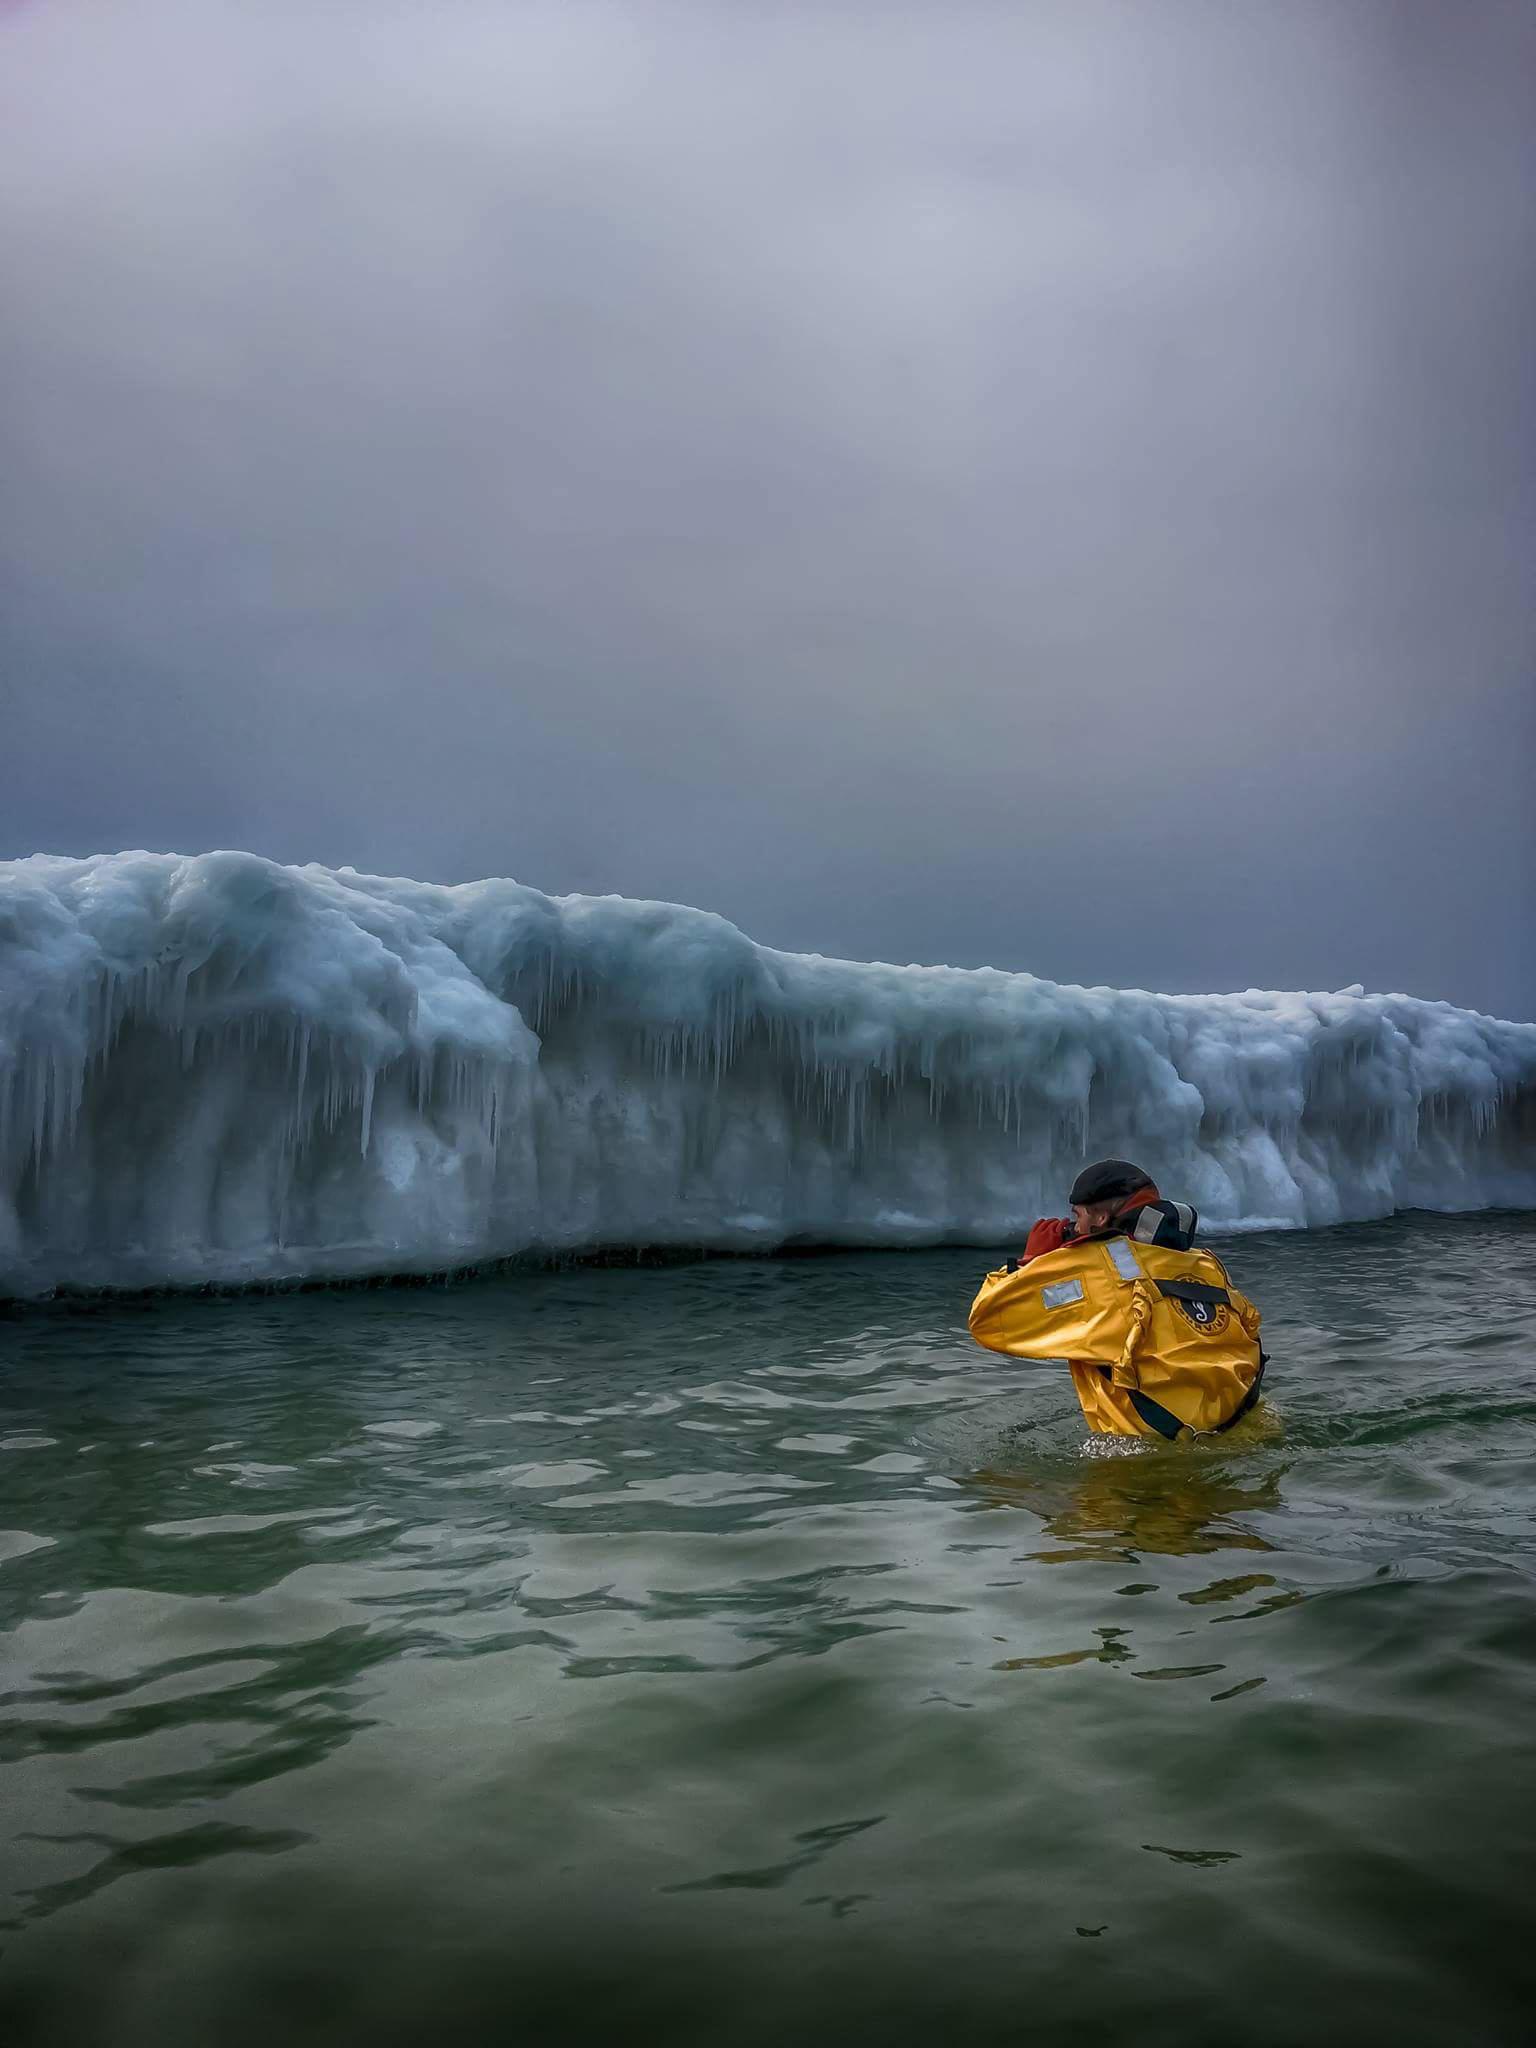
xmin=968 ymin=1158 xmax=1267 ymax=1439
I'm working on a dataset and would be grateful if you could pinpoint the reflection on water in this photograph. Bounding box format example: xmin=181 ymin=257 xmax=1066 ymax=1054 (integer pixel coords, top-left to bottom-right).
xmin=1 ymin=1213 xmax=1535 ymax=2047
xmin=969 ymin=1446 xmax=1286 ymax=1559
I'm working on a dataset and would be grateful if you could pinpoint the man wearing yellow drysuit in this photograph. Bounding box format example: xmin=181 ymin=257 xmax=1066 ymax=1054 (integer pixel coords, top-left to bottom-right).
xmin=968 ymin=1159 xmax=1267 ymax=1439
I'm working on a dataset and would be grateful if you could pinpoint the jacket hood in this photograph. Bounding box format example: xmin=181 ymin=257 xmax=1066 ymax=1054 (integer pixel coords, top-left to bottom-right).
xmin=1083 ymin=1196 xmax=1198 ymax=1253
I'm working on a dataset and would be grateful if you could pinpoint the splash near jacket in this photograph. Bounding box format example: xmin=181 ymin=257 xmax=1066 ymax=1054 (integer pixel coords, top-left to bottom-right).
xmin=968 ymin=1200 xmax=1266 ymax=1439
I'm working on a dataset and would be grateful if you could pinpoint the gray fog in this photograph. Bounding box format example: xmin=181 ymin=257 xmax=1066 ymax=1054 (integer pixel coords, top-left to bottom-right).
xmin=3 ymin=0 xmax=1533 ymax=1016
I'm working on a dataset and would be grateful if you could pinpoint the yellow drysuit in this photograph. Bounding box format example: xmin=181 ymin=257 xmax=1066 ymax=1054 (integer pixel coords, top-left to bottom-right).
xmin=969 ymin=1231 xmax=1265 ymax=1438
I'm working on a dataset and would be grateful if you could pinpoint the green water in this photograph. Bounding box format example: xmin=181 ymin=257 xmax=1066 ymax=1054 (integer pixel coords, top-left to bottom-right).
xmin=2 ymin=1213 xmax=1534 ymax=2046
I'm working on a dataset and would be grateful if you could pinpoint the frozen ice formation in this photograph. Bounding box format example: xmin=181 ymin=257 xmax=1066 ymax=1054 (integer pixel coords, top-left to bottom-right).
xmin=1 ymin=851 xmax=1532 ymax=1295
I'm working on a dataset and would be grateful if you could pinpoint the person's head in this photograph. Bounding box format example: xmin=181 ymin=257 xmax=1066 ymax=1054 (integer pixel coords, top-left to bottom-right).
xmin=1068 ymin=1159 xmax=1155 ymax=1237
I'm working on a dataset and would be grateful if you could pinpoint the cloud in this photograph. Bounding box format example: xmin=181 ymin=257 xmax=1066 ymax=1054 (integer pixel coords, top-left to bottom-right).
xmin=2 ymin=0 xmax=1533 ymax=1014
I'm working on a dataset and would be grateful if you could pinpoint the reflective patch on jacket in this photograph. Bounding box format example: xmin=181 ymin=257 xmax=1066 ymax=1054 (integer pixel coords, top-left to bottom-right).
xmin=1041 ymin=1277 xmax=1086 ymax=1309
xmin=1105 ymin=1237 xmax=1142 ymax=1282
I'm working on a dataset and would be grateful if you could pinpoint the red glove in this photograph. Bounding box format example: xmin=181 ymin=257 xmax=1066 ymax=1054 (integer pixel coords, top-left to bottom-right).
xmin=1021 ymin=1216 xmax=1072 ymax=1264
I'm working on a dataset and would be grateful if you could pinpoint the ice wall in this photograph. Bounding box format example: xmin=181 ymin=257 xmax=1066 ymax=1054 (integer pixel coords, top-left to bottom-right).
xmin=2 ymin=851 xmax=1533 ymax=1296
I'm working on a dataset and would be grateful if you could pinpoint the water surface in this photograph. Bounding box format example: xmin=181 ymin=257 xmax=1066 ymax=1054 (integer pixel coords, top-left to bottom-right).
xmin=3 ymin=1214 xmax=1534 ymax=2045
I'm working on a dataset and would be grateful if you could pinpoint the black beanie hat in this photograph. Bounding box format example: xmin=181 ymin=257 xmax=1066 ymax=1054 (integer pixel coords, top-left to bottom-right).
xmin=1069 ymin=1158 xmax=1154 ymax=1208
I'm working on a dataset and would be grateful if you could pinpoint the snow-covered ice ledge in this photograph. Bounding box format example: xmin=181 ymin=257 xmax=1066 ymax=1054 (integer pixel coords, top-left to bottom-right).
xmin=2 ymin=851 xmax=1533 ymax=1296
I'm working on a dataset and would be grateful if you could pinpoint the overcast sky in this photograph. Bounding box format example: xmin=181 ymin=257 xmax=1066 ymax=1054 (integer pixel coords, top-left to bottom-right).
xmin=2 ymin=0 xmax=1533 ymax=1017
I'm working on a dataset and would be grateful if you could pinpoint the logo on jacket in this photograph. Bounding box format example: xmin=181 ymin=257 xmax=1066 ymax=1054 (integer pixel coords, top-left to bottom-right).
xmin=1172 ymin=1294 xmax=1229 ymax=1335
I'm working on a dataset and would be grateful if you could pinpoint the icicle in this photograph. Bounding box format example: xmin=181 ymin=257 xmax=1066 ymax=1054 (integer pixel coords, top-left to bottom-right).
xmin=359 ymin=1066 xmax=375 ymax=1157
